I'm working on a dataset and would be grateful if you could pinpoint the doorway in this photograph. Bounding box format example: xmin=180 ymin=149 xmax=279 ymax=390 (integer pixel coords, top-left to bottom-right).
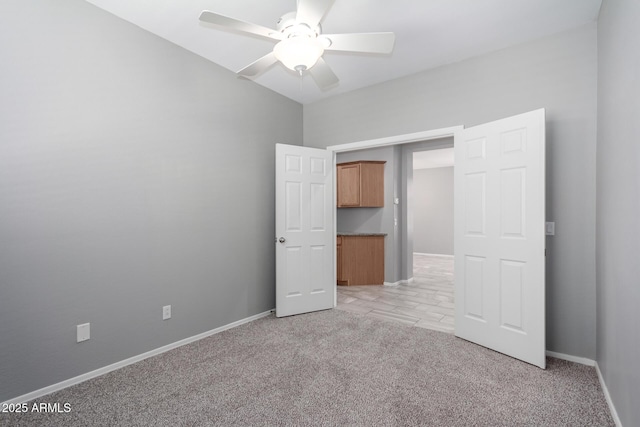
xmin=334 ymin=141 xmax=457 ymax=334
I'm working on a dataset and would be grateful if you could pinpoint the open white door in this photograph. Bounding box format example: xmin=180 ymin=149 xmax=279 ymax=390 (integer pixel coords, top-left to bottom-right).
xmin=275 ymin=143 xmax=334 ymax=317
xmin=454 ymin=109 xmax=546 ymax=368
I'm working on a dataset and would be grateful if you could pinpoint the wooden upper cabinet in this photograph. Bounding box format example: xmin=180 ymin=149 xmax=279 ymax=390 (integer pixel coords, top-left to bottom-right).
xmin=336 ymin=161 xmax=385 ymax=208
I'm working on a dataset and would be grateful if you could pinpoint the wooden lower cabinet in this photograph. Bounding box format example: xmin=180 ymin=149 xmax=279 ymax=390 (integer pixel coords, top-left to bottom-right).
xmin=337 ymin=235 xmax=384 ymax=285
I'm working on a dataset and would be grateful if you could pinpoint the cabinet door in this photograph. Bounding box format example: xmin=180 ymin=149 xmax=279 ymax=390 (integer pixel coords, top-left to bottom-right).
xmin=337 ymin=164 xmax=361 ymax=207
xmin=360 ymin=163 xmax=385 ymax=207
xmin=338 ymin=236 xmax=384 ymax=285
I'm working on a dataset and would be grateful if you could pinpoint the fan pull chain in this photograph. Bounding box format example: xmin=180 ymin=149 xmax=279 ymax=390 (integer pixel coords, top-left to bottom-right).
xmin=299 ymin=70 xmax=304 ymax=101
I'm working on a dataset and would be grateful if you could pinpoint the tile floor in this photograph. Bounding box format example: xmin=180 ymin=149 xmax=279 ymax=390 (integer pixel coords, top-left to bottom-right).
xmin=336 ymin=253 xmax=455 ymax=333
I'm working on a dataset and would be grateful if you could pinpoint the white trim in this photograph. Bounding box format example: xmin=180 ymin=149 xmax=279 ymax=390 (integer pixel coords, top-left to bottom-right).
xmin=1 ymin=310 xmax=274 ymax=406
xmin=595 ymin=362 xmax=623 ymax=427
xmin=414 ymin=252 xmax=454 ymax=258
xmin=326 ymin=126 xmax=463 ymax=153
xmin=545 ymin=350 xmax=595 ymax=366
xmin=384 ymin=278 xmax=414 ymax=287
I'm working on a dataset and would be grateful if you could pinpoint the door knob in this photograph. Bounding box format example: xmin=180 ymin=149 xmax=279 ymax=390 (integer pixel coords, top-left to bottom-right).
xmin=278 ymin=237 xmax=286 ymax=243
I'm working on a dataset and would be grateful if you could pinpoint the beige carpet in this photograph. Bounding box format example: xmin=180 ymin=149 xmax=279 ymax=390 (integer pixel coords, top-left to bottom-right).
xmin=1 ymin=310 xmax=614 ymax=426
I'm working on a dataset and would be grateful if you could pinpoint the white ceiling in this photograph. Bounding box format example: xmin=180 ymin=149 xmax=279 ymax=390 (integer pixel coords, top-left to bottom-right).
xmin=85 ymin=0 xmax=602 ymax=105
xmin=413 ymin=148 xmax=454 ymax=170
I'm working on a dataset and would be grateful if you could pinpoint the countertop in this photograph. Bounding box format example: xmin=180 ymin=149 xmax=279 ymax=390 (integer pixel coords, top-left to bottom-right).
xmin=337 ymin=232 xmax=387 ymax=237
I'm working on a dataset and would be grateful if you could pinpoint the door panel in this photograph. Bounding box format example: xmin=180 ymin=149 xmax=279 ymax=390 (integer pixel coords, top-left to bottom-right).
xmin=500 ymin=260 xmax=525 ymax=332
xmin=455 ymin=109 xmax=546 ymax=368
xmin=465 ymin=172 xmax=486 ymax=236
xmin=463 ymin=255 xmax=486 ymax=321
xmin=276 ymin=144 xmax=334 ymax=317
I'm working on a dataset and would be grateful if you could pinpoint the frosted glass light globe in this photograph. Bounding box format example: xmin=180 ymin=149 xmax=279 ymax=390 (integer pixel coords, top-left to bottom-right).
xmin=274 ymin=36 xmax=324 ymax=72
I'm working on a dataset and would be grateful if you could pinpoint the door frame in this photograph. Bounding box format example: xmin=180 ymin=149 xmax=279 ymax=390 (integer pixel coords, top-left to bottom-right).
xmin=326 ymin=126 xmax=464 ymax=306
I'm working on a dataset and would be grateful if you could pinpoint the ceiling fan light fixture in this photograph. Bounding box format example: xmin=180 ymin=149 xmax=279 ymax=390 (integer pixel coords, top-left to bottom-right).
xmin=273 ymin=36 xmax=324 ymax=72
xmin=199 ymin=2 xmax=395 ymax=90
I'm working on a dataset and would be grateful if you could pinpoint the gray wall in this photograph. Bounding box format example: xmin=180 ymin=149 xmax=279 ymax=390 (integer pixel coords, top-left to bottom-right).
xmin=336 ymin=146 xmax=400 ymax=283
xmin=412 ymin=167 xmax=454 ymax=256
xmin=305 ymin=24 xmax=598 ymax=359
xmin=596 ymin=0 xmax=640 ymax=425
xmin=0 ymin=0 xmax=302 ymax=402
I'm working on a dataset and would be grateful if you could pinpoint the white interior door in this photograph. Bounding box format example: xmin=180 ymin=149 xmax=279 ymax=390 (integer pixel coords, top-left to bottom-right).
xmin=275 ymin=143 xmax=334 ymax=317
xmin=454 ymin=109 xmax=546 ymax=368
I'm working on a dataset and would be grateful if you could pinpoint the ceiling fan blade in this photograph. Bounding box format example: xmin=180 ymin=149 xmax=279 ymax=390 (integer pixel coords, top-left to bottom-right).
xmin=322 ymin=32 xmax=396 ymax=54
xmin=237 ymin=52 xmax=278 ymax=78
xmin=309 ymin=57 xmax=339 ymax=90
xmin=296 ymin=0 xmax=335 ymax=27
xmin=199 ymin=11 xmax=281 ymax=41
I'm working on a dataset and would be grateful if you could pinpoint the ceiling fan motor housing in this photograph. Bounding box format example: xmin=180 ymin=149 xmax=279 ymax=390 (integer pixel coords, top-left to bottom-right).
xmin=277 ymin=11 xmax=320 ymax=37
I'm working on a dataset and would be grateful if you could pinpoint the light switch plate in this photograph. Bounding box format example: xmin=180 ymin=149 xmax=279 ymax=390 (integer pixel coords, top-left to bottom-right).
xmin=545 ymin=222 xmax=555 ymax=236
xmin=77 ymin=323 xmax=90 ymax=343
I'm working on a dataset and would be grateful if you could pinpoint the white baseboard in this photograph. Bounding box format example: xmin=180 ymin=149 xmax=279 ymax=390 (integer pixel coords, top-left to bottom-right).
xmin=413 ymin=252 xmax=454 ymax=258
xmin=384 ymin=278 xmax=414 ymax=287
xmin=2 ymin=309 xmax=274 ymax=406
xmin=595 ymin=362 xmax=623 ymax=427
xmin=545 ymin=350 xmax=595 ymax=366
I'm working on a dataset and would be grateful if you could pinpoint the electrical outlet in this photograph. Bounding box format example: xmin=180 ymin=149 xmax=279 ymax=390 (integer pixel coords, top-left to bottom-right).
xmin=77 ymin=323 xmax=90 ymax=343
xmin=162 ymin=305 xmax=171 ymax=320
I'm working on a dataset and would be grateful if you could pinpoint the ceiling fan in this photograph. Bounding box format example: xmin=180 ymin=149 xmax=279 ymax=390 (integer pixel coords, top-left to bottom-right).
xmin=199 ymin=0 xmax=395 ymax=90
